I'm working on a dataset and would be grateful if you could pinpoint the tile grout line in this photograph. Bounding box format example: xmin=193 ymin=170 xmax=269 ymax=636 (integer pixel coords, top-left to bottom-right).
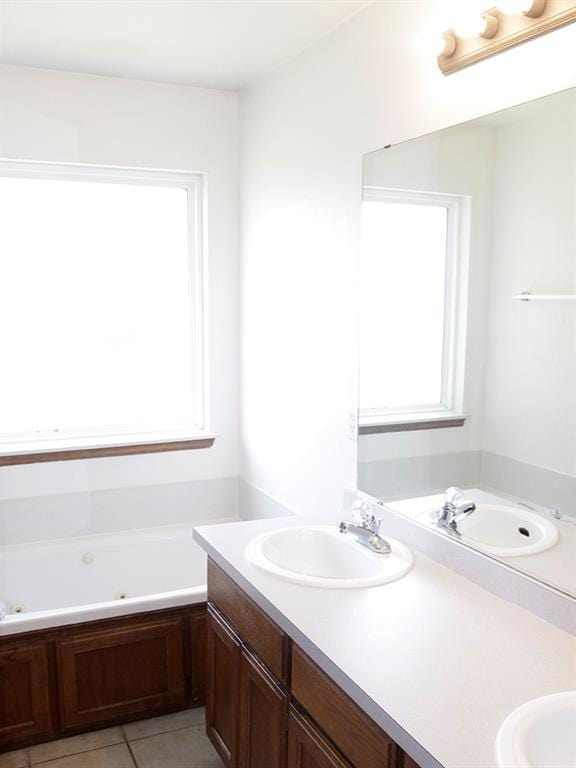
xmin=125 ymin=723 xmax=206 ymax=744
xmin=124 ymin=741 xmax=139 ymax=768
xmin=30 ymin=740 xmax=126 ymax=766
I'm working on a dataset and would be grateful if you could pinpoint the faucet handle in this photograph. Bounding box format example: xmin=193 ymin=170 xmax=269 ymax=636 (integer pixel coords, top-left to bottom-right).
xmin=352 ymin=499 xmax=380 ymax=531
xmin=444 ymin=486 xmax=464 ymax=507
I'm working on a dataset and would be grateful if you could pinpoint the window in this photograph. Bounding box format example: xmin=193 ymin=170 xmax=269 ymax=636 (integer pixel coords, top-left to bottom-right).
xmin=0 ymin=161 xmax=211 ymax=461
xmin=359 ymin=187 xmax=469 ymax=432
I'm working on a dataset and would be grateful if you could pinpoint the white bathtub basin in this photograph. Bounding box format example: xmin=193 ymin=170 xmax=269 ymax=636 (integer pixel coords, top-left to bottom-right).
xmin=418 ymin=504 xmax=558 ymax=557
xmin=0 ymin=522 xmax=221 ymax=636
xmin=496 ymin=691 xmax=576 ymax=768
xmin=244 ymin=525 xmax=413 ymax=588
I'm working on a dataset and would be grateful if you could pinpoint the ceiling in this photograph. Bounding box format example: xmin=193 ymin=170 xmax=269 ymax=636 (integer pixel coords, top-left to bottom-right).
xmin=0 ymin=0 xmax=371 ymax=91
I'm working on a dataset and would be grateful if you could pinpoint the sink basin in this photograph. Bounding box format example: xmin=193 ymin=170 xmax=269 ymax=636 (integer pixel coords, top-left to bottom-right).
xmin=496 ymin=691 xmax=576 ymax=768
xmin=418 ymin=504 xmax=558 ymax=557
xmin=245 ymin=525 xmax=413 ymax=588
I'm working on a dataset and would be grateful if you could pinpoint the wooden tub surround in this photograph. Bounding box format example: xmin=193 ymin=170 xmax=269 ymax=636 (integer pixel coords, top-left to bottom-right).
xmin=0 ymin=603 xmax=207 ymax=753
xmin=206 ymin=560 xmax=422 ymax=768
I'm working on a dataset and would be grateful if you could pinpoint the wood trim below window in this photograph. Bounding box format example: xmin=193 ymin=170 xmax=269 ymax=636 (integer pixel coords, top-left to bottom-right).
xmin=359 ymin=416 xmax=466 ymax=435
xmin=0 ymin=437 xmax=215 ymax=466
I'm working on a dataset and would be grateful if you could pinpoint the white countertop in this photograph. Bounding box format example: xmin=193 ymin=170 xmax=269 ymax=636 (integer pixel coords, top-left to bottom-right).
xmin=194 ymin=516 xmax=576 ymax=768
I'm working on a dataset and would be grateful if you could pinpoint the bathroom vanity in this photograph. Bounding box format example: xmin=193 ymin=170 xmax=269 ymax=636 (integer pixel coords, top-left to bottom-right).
xmin=206 ymin=559 xmax=405 ymax=768
xmin=195 ymin=518 xmax=576 ymax=768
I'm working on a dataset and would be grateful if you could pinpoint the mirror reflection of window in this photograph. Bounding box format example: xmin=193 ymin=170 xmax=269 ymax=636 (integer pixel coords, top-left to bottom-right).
xmin=359 ymin=188 xmax=469 ymax=430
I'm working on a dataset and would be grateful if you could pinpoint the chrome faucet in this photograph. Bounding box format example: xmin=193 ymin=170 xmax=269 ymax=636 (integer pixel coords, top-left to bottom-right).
xmin=436 ymin=487 xmax=476 ymax=535
xmin=340 ymin=500 xmax=392 ymax=555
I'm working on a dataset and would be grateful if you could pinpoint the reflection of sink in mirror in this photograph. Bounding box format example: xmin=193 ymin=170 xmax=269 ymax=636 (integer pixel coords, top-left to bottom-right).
xmin=496 ymin=691 xmax=576 ymax=768
xmin=417 ymin=503 xmax=558 ymax=557
xmin=244 ymin=525 xmax=413 ymax=588
xmin=386 ymin=489 xmax=576 ymax=596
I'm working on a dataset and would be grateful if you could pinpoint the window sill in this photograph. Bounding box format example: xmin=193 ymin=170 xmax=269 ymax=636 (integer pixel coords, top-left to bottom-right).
xmin=0 ymin=431 xmax=218 ymax=466
xmin=359 ymin=412 xmax=466 ymax=435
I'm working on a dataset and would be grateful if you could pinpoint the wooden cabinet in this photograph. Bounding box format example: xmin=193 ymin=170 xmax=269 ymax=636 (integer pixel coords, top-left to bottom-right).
xmin=291 ymin=647 xmax=397 ymax=768
xmin=0 ymin=604 xmax=206 ymax=753
xmin=238 ymin=648 xmax=288 ymax=768
xmin=56 ymin=617 xmax=185 ymax=730
xmin=206 ymin=607 xmax=242 ymax=768
xmin=287 ymin=707 xmax=351 ymax=768
xmin=208 ymin=560 xmax=289 ymax=682
xmin=206 ymin=560 xmax=428 ymax=768
xmin=0 ymin=642 xmax=53 ymax=745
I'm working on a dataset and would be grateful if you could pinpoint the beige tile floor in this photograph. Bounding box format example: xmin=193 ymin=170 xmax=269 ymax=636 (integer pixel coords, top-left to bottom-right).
xmin=0 ymin=708 xmax=223 ymax=768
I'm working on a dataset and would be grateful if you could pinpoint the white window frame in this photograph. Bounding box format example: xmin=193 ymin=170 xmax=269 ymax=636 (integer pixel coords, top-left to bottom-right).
xmin=0 ymin=159 xmax=214 ymax=461
xmin=359 ymin=186 xmax=470 ymax=433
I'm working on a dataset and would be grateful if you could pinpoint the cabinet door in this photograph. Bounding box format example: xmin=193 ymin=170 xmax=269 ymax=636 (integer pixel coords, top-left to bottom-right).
xmin=57 ymin=618 xmax=185 ymax=730
xmin=238 ymin=648 xmax=288 ymax=768
xmin=206 ymin=606 xmax=241 ymax=768
xmin=0 ymin=642 xmax=53 ymax=749
xmin=288 ymin=707 xmax=351 ymax=768
xmin=403 ymin=755 xmax=422 ymax=768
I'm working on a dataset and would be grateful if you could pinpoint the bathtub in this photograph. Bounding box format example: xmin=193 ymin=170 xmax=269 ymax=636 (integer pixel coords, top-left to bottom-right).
xmin=0 ymin=520 xmax=232 ymax=637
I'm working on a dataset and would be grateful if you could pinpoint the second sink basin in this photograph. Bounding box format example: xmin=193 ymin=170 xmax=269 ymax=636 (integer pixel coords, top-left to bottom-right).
xmin=496 ymin=691 xmax=576 ymax=768
xmin=245 ymin=525 xmax=413 ymax=588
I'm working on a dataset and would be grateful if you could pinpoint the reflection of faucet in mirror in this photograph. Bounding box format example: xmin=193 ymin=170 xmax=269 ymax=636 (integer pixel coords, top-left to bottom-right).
xmin=436 ymin=487 xmax=476 ymax=536
xmin=340 ymin=500 xmax=392 ymax=554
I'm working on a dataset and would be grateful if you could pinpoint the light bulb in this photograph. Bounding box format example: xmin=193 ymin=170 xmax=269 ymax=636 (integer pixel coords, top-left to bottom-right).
xmin=453 ymin=13 xmax=499 ymax=39
xmin=496 ymin=0 xmax=546 ymax=17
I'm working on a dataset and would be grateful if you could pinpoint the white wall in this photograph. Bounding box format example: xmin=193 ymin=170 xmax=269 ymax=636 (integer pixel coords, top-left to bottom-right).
xmin=239 ymin=0 xmax=576 ymax=519
xmin=0 ymin=65 xmax=240 ymax=535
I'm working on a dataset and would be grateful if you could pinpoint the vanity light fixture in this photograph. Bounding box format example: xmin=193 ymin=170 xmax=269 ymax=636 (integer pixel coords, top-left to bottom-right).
xmin=438 ymin=0 xmax=576 ymax=74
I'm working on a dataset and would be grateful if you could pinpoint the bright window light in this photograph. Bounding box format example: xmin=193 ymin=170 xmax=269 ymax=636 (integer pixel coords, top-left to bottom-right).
xmin=0 ymin=164 xmax=205 ymax=445
xmin=359 ymin=188 xmax=468 ymax=424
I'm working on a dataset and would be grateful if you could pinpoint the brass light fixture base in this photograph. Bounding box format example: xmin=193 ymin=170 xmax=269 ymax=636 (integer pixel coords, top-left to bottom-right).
xmin=438 ymin=0 xmax=576 ymax=75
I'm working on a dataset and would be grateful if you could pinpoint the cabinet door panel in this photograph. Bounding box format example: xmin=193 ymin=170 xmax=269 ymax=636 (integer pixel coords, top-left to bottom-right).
xmin=57 ymin=618 xmax=185 ymax=729
xmin=0 ymin=643 xmax=53 ymax=748
xmin=238 ymin=648 xmax=287 ymax=768
xmin=206 ymin=606 xmax=241 ymax=768
xmin=287 ymin=707 xmax=351 ymax=768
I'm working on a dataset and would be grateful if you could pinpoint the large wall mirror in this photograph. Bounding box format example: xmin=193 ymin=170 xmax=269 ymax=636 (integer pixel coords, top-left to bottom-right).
xmin=357 ymin=88 xmax=575 ymax=598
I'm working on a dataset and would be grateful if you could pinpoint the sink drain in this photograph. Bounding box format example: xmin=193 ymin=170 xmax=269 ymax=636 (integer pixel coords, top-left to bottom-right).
xmin=518 ymin=527 xmax=530 ymax=537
